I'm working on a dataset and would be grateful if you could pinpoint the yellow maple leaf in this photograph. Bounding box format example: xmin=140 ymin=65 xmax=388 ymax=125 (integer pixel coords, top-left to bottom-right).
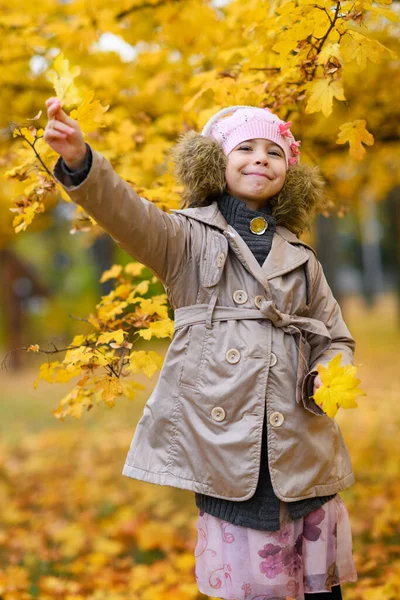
xmin=336 ymin=120 xmax=374 ymax=160
xmin=96 ymin=329 xmax=127 ymax=346
xmin=26 ymin=344 xmax=40 ymax=353
xmin=317 ymin=42 xmax=342 ymax=65
xmin=121 ymin=380 xmax=145 ymax=400
xmin=100 ymin=264 xmax=123 ymax=283
xmin=138 ymin=319 xmax=174 ymax=340
xmin=135 ymin=295 xmax=169 ymax=319
xmin=131 ymin=280 xmax=150 ymax=297
xmin=305 ymin=79 xmax=346 ymax=117
xmin=313 ymin=353 xmax=366 ymax=418
xmin=127 ymin=350 xmax=164 ymax=378
xmin=33 ymin=361 xmax=60 ymax=388
xmin=47 ymin=52 xmax=81 ymax=106
xmin=341 ymin=31 xmax=397 ymax=70
xmin=69 ymin=89 xmax=109 ymax=134
xmin=96 ymin=376 xmax=123 ymax=407
xmin=124 ymin=262 xmax=145 ymax=277
xmin=364 ymin=2 xmax=399 ymax=22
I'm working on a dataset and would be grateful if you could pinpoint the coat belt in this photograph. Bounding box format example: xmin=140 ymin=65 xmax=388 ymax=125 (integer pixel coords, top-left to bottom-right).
xmin=173 ymin=299 xmax=331 ymax=343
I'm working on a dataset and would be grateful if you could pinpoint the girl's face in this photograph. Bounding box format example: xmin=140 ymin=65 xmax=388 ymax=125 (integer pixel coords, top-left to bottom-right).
xmin=225 ymin=138 xmax=287 ymax=211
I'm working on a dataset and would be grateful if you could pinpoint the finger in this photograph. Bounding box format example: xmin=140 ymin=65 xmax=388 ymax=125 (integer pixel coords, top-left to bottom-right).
xmin=47 ymin=104 xmax=76 ymax=127
xmin=51 ymin=120 xmax=75 ymax=135
xmin=47 ymin=101 xmax=61 ymax=120
xmin=56 ymin=107 xmax=76 ymax=127
xmin=45 ymin=97 xmax=59 ymax=107
xmin=44 ymin=128 xmax=67 ymax=140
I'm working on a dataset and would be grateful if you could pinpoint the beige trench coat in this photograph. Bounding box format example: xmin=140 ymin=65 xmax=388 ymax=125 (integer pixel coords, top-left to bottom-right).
xmin=55 ymin=148 xmax=355 ymax=502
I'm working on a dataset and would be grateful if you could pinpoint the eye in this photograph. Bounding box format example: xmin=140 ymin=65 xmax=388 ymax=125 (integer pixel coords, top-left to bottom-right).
xmin=238 ymin=146 xmax=251 ymax=151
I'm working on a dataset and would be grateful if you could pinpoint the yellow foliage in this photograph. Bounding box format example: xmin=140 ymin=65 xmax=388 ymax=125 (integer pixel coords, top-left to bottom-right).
xmin=336 ymin=120 xmax=374 ymax=160
xmin=69 ymin=89 xmax=109 ymax=135
xmin=127 ymin=350 xmax=164 ymax=379
xmin=313 ymin=353 xmax=366 ymax=418
xmin=47 ymin=52 xmax=82 ymax=106
xmin=305 ymin=79 xmax=346 ymax=117
xmin=96 ymin=376 xmax=124 ymax=407
xmin=124 ymin=262 xmax=146 ymax=277
xmin=133 ymin=295 xmax=169 ymax=319
xmin=138 ymin=319 xmax=174 ymax=340
xmin=100 ymin=264 xmax=123 ymax=282
xmin=96 ymin=329 xmax=127 ymax=346
xmin=340 ymin=30 xmax=397 ymax=70
xmin=2 ymin=0 xmax=399 ymax=414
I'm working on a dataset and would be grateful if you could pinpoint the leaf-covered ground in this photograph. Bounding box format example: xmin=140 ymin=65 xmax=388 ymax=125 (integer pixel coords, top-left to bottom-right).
xmin=1 ymin=295 xmax=399 ymax=600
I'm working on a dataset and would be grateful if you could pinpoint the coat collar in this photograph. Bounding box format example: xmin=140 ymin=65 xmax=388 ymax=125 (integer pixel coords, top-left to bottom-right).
xmin=171 ymin=202 xmax=315 ymax=283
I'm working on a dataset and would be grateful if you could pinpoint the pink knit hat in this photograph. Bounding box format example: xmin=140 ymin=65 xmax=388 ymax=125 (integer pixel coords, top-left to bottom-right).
xmin=201 ymin=105 xmax=301 ymax=167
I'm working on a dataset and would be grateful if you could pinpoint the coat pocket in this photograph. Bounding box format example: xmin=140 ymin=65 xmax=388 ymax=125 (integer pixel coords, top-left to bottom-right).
xmin=178 ymin=323 xmax=210 ymax=390
xmin=295 ymin=331 xmax=326 ymax=417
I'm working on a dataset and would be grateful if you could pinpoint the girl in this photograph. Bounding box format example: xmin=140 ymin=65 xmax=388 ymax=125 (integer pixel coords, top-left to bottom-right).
xmin=44 ymin=99 xmax=358 ymax=599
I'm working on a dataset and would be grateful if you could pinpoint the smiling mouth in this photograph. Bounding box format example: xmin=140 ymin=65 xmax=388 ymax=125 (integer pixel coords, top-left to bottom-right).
xmin=244 ymin=173 xmax=272 ymax=180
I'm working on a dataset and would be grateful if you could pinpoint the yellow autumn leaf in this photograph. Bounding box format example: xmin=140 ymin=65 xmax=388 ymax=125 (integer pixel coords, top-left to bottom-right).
xmin=127 ymin=350 xmax=164 ymax=379
xmin=317 ymin=42 xmax=342 ymax=65
xmin=313 ymin=353 xmax=366 ymax=418
xmin=33 ymin=361 xmax=61 ymax=388
xmin=96 ymin=329 xmax=127 ymax=346
xmin=26 ymin=344 xmax=40 ymax=353
xmin=69 ymin=89 xmax=109 ymax=134
xmin=305 ymin=79 xmax=346 ymax=117
xmin=100 ymin=264 xmax=123 ymax=283
xmin=13 ymin=201 xmax=43 ymax=233
xmin=336 ymin=120 xmax=374 ymax=160
xmin=97 ymin=301 xmax=128 ymax=321
xmin=138 ymin=319 xmax=174 ymax=341
xmin=63 ymin=345 xmax=108 ymax=368
xmin=124 ymin=262 xmax=145 ymax=277
xmin=135 ymin=295 xmax=169 ymax=319
xmin=47 ymin=52 xmax=81 ymax=106
xmin=131 ymin=280 xmax=150 ymax=297
xmin=96 ymin=376 xmax=123 ymax=407
xmin=341 ymin=31 xmax=397 ymax=70
xmin=121 ymin=380 xmax=145 ymax=400
xmin=364 ymin=2 xmax=399 ymax=22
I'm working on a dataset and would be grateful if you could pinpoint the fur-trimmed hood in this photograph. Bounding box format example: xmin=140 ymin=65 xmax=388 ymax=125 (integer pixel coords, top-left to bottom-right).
xmin=170 ymin=130 xmax=328 ymax=236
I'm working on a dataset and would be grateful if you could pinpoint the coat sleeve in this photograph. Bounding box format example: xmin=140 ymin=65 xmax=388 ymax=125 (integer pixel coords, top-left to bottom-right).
xmin=301 ymin=253 xmax=356 ymax=416
xmin=53 ymin=146 xmax=190 ymax=285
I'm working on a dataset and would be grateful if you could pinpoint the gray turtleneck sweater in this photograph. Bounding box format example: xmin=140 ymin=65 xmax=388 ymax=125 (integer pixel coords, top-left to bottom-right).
xmin=58 ymin=147 xmax=336 ymax=531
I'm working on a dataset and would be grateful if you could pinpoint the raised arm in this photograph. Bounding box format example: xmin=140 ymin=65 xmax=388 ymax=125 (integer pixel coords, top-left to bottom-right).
xmin=44 ymin=98 xmax=190 ymax=285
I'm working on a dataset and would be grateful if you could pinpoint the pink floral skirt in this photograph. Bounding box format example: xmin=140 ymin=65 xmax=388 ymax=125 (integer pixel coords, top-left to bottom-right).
xmin=194 ymin=494 xmax=357 ymax=600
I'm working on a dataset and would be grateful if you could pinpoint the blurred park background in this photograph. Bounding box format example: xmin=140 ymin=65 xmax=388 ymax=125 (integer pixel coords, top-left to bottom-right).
xmin=1 ymin=0 xmax=400 ymax=598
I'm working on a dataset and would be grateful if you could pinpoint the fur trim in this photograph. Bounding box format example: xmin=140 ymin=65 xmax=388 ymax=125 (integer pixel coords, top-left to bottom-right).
xmin=170 ymin=131 xmax=327 ymax=235
xmin=269 ymin=163 xmax=327 ymax=235
xmin=170 ymin=130 xmax=227 ymax=206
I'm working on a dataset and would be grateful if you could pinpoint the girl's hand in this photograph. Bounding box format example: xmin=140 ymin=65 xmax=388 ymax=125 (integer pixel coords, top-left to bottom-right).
xmin=313 ymin=374 xmax=322 ymax=395
xmin=44 ymin=97 xmax=87 ymax=170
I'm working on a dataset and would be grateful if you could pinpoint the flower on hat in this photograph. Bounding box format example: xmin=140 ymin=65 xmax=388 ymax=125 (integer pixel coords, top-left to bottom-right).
xmin=288 ymin=157 xmax=298 ymax=166
xmin=290 ymin=140 xmax=301 ymax=156
xmin=278 ymin=121 xmax=293 ymax=138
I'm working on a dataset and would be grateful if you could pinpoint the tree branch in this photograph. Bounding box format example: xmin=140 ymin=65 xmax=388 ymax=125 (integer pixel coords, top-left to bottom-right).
xmin=116 ymin=0 xmax=169 ymax=20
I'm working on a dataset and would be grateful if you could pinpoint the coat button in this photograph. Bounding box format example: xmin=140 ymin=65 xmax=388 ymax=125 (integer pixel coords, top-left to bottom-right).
xmin=250 ymin=217 xmax=268 ymax=235
xmin=211 ymin=406 xmax=226 ymax=422
xmin=255 ymin=295 xmax=264 ymax=309
xmin=226 ymin=348 xmax=240 ymax=364
xmin=217 ymin=252 xmax=225 ymax=268
xmin=270 ymin=352 xmax=277 ymax=367
xmin=270 ymin=412 xmax=284 ymax=427
xmin=233 ymin=290 xmax=248 ymax=304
